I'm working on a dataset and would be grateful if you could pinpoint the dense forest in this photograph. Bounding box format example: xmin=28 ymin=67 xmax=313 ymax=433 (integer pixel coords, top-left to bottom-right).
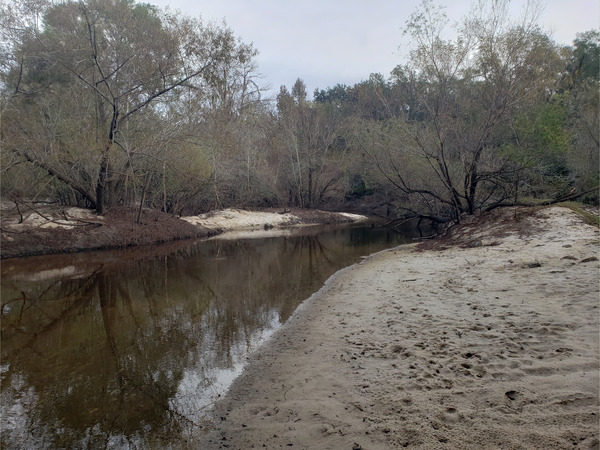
xmin=1 ymin=0 xmax=598 ymax=224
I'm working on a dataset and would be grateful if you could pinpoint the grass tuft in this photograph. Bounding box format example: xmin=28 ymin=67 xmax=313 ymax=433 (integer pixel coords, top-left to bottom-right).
xmin=556 ymin=201 xmax=600 ymax=228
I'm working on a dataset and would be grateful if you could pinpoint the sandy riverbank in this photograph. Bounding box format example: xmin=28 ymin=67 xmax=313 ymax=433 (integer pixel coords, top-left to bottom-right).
xmin=181 ymin=208 xmax=367 ymax=233
xmin=0 ymin=206 xmax=367 ymax=258
xmin=197 ymin=206 xmax=599 ymax=449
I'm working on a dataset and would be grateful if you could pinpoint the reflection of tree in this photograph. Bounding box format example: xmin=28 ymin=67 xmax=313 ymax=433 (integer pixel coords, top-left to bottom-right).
xmin=1 ymin=258 xmax=213 ymax=448
xmin=1 ymin=225 xmax=415 ymax=447
xmin=278 ymin=234 xmax=337 ymax=319
xmin=1 ymin=269 xmax=100 ymax=365
xmin=196 ymin=234 xmax=339 ymax=360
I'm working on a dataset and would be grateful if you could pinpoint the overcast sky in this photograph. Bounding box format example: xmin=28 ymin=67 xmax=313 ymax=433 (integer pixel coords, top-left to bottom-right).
xmin=149 ymin=0 xmax=599 ymax=98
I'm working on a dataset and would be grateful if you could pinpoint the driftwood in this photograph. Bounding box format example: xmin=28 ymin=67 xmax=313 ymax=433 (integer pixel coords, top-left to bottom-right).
xmin=486 ymin=186 xmax=600 ymax=212
xmin=380 ymin=217 xmax=415 ymax=229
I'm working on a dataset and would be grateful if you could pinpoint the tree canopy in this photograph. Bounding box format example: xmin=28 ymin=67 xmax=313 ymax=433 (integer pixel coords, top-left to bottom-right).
xmin=1 ymin=0 xmax=597 ymax=223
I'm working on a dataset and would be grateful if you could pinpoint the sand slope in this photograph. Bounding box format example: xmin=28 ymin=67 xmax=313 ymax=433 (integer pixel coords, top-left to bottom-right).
xmin=199 ymin=207 xmax=599 ymax=449
xmin=181 ymin=208 xmax=367 ymax=233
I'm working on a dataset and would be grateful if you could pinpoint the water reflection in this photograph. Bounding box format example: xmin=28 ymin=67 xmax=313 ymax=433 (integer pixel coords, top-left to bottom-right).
xmin=1 ymin=223 xmax=420 ymax=448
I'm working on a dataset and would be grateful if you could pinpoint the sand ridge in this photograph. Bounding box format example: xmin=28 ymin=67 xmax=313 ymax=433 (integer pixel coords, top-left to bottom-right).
xmin=198 ymin=207 xmax=599 ymax=449
xmin=181 ymin=208 xmax=368 ymax=234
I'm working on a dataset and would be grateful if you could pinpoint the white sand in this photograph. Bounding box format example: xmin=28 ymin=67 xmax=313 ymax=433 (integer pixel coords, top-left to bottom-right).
xmin=1 ymin=206 xmax=99 ymax=231
xmin=182 ymin=208 xmax=301 ymax=232
xmin=182 ymin=208 xmax=368 ymax=234
xmin=198 ymin=207 xmax=599 ymax=449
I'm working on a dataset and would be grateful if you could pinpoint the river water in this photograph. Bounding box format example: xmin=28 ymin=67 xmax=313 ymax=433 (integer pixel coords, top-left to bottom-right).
xmin=1 ymin=222 xmax=423 ymax=449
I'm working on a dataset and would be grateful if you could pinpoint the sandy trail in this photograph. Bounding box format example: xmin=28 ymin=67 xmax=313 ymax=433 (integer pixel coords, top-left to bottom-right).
xmin=198 ymin=206 xmax=599 ymax=449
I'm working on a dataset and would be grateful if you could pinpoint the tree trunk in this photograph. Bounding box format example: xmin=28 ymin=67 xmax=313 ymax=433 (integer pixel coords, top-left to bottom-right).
xmin=308 ymin=168 xmax=313 ymax=208
xmin=95 ymin=148 xmax=110 ymax=215
xmin=162 ymin=162 xmax=167 ymax=213
xmin=96 ymin=105 xmax=119 ymax=215
xmin=137 ymin=172 xmax=153 ymax=224
xmin=22 ymin=152 xmax=97 ymax=208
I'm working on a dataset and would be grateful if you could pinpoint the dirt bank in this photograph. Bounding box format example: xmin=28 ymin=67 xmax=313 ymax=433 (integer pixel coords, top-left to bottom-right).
xmin=0 ymin=205 xmax=367 ymax=259
xmin=198 ymin=206 xmax=599 ymax=449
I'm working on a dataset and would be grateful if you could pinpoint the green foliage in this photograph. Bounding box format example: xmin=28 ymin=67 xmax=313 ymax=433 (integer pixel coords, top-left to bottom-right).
xmin=314 ymin=84 xmax=349 ymax=104
xmin=512 ymin=97 xmax=572 ymax=174
xmin=345 ymin=174 xmax=373 ymax=199
xmin=1 ymin=0 xmax=597 ymax=222
xmin=1 ymin=0 xmax=264 ymax=213
xmin=569 ymin=30 xmax=600 ymax=86
xmin=557 ymin=202 xmax=600 ymax=228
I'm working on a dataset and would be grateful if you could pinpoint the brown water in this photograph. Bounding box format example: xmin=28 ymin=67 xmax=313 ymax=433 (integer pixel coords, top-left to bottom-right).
xmin=1 ymin=222 xmax=422 ymax=449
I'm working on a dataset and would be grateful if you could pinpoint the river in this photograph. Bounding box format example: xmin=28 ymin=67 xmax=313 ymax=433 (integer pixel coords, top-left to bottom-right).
xmin=1 ymin=222 xmax=424 ymax=449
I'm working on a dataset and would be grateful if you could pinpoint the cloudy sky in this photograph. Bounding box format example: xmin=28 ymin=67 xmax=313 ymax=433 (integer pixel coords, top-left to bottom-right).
xmin=150 ymin=0 xmax=599 ymax=98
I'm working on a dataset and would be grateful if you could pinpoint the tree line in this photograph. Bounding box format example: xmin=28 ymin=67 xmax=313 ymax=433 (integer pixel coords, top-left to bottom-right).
xmin=1 ymin=0 xmax=598 ymax=224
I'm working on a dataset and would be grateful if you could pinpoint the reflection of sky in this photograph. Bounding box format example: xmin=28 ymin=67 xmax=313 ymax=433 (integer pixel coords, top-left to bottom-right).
xmin=170 ymin=312 xmax=280 ymax=422
xmin=1 ymin=373 xmax=46 ymax=449
xmin=1 ymin=224 xmax=418 ymax=446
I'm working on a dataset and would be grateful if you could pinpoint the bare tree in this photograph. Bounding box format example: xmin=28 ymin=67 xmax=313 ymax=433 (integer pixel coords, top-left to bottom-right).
xmin=275 ymin=79 xmax=350 ymax=209
xmin=362 ymin=0 xmax=562 ymax=222
xmin=1 ymin=0 xmax=257 ymax=214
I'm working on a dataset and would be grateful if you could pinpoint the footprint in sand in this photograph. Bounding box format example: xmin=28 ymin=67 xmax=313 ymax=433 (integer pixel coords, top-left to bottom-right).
xmin=505 ymin=390 xmax=519 ymax=400
xmin=441 ymin=407 xmax=461 ymax=424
